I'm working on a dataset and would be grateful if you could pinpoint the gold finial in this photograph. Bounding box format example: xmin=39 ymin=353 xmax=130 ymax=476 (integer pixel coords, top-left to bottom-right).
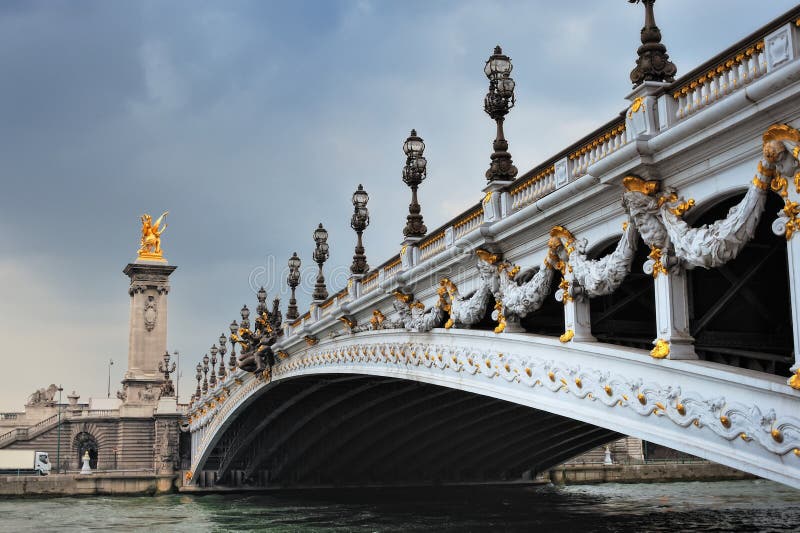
xmin=137 ymin=211 xmax=168 ymax=262
xmin=622 ymin=176 xmax=659 ymax=196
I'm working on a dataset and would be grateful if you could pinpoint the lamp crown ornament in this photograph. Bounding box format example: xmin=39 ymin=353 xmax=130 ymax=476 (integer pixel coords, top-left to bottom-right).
xmin=483 ymin=46 xmax=518 ymax=182
xmin=628 ymin=0 xmax=677 ymax=87
xmin=402 ymin=129 xmax=428 ymax=239
xmin=350 ymin=184 xmax=370 ymax=274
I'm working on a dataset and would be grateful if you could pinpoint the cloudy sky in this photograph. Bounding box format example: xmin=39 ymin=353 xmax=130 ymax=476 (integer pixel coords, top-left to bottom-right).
xmin=0 ymin=0 xmax=796 ymax=410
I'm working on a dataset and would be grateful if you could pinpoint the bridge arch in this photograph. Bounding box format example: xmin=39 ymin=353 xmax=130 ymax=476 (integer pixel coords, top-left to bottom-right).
xmin=685 ymin=191 xmax=792 ymax=376
xmin=189 ymin=329 xmax=800 ymax=489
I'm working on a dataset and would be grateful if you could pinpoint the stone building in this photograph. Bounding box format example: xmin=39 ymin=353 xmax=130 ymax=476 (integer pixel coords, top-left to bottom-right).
xmin=0 ymin=226 xmax=182 ymax=474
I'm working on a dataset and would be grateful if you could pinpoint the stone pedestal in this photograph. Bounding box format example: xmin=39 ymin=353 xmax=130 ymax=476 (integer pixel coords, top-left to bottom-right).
xmin=121 ymin=260 xmax=177 ymax=404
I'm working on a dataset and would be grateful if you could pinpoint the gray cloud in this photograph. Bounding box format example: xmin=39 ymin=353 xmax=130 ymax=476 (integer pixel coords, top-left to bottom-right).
xmin=1 ymin=0 xmax=796 ymax=409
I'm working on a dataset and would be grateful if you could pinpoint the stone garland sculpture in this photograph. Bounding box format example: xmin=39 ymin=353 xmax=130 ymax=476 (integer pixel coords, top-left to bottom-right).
xmin=559 ymin=220 xmax=640 ymax=298
xmin=440 ymin=250 xmax=501 ymax=330
xmin=493 ymin=242 xmax=560 ymax=333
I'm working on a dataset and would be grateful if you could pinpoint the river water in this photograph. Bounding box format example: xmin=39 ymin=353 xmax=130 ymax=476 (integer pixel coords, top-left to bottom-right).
xmin=2 ymin=480 xmax=798 ymax=532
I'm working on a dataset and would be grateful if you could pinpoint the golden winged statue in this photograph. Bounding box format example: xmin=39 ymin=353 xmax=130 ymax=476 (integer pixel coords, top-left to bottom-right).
xmin=137 ymin=211 xmax=168 ymax=261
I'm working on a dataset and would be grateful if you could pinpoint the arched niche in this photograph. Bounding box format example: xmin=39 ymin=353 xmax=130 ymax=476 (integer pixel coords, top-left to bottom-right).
xmin=589 ymin=235 xmax=656 ymax=350
xmin=686 ymin=192 xmax=792 ymax=375
xmin=73 ymin=431 xmax=98 ymax=470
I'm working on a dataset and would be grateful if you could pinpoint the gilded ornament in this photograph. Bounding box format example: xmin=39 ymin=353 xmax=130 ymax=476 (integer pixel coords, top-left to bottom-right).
xmin=650 ymin=338 xmax=670 ymax=359
xmin=789 ymin=369 xmax=800 ymax=390
xmin=676 ymin=403 xmax=686 ymax=416
xmin=493 ymin=301 xmax=506 ymax=334
xmin=720 ymin=415 xmax=731 ymax=428
xmin=772 ymin=428 xmax=784 ymax=443
xmin=622 ymin=176 xmax=659 ymax=196
xmin=369 ymin=309 xmax=386 ymax=329
xmin=137 ymin=211 xmax=169 ymax=262
xmin=559 ymin=329 xmax=575 ymax=343
xmin=338 ymin=316 xmax=356 ymax=330
xmin=525 ymin=368 xmax=532 ymax=377
xmin=667 ymin=198 xmax=695 ymax=217
xmin=475 ymin=249 xmax=500 ymax=264
xmin=392 ymin=291 xmax=413 ymax=304
xmin=304 ymin=335 xmax=319 ymax=346
xmin=604 ymin=385 xmax=613 ymax=396
xmin=647 ymin=247 xmax=668 ymax=279
xmin=627 ymin=96 xmax=644 ymax=117
xmin=574 ymin=377 xmax=583 ymax=388
xmin=637 ymin=392 xmax=646 ymax=405
xmin=751 ymin=176 xmax=769 ymax=191
xmin=762 ymin=123 xmax=800 ymax=144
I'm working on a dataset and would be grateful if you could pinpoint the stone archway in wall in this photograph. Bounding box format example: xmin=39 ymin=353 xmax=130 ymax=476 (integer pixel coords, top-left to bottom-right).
xmin=686 ymin=192 xmax=793 ymax=376
xmin=73 ymin=431 xmax=98 ymax=470
xmin=589 ymin=235 xmax=656 ymax=350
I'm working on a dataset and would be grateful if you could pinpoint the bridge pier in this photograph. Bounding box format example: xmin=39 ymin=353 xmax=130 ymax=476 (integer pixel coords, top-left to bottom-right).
xmin=649 ymin=259 xmax=696 ymax=359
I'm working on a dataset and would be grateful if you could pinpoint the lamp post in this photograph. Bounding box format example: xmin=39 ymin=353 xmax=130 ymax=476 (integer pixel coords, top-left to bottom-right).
xmin=628 ymin=0 xmax=676 ymax=87
xmin=312 ymin=223 xmax=329 ymax=301
xmin=158 ymin=351 xmax=177 ymax=396
xmin=256 ymin=286 xmax=267 ymax=315
xmin=56 ymin=384 xmax=63 ymax=473
xmin=483 ymin=46 xmax=518 ymax=183
xmin=287 ymin=253 xmax=301 ymax=320
xmin=202 ymin=353 xmax=209 ymax=394
xmin=217 ymin=334 xmax=227 ymax=381
xmin=209 ymin=345 xmax=218 ymax=389
xmin=194 ymin=363 xmax=202 ymax=401
xmin=107 ymin=358 xmax=114 ymax=399
xmin=402 ymin=130 xmax=427 ymax=238
xmin=174 ymin=350 xmax=180 ymax=400
xmin=350 ymin=185 xmax=370 ymax=274
xmin=229 ymin=320 xmax=238 ymax=370
xmin=240 ymin=305 xmax=251 ymax=331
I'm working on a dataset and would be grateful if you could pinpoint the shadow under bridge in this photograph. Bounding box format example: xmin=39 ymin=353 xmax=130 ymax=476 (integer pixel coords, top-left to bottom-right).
xmin=199 ymin=374 xmax=618 ymax=488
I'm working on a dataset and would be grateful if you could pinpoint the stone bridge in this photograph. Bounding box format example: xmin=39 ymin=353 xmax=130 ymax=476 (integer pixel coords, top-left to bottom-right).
xmin=186 ymin=7 xmax=800 ymax=489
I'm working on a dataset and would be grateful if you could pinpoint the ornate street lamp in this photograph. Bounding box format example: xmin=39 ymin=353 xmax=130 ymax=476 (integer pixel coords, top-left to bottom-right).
xmin=350 ymin=184 xmax=370 ymax=274
xmin=209 ymin=344 xmax=218 ymax=388
xmin=217 ymin=333 xmax=227 ymax=381
xmin=194 ymin=363 xmax=202 ymax=401
xmin=158 ymin=351 xmax=176 ymax=397
xmin=240 ymin=304 xmax=251 ymax=331
xmin=312 ymin=223 xmax=330 ymax=301
xmin=229 ymin=320 xmax=238 ymax=370
xmin=483 ymin=46 xmax=518 ymax=183
xmin=402 ymin=130 xmax=427 ymax=238
xmin=287 ymin=252 xmax=301 ymax=320
xmin=256 ymin=286 xmax=267 ymax=315
xmin=628 ymin=0 xmax=676 ymax=87
xmin=202 ymin=353 xmax=209 ymax=394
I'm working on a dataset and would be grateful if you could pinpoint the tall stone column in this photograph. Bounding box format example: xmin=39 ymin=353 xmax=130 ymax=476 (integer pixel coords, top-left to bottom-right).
xmin=121 ymin=260 xmax=177 ymax=404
